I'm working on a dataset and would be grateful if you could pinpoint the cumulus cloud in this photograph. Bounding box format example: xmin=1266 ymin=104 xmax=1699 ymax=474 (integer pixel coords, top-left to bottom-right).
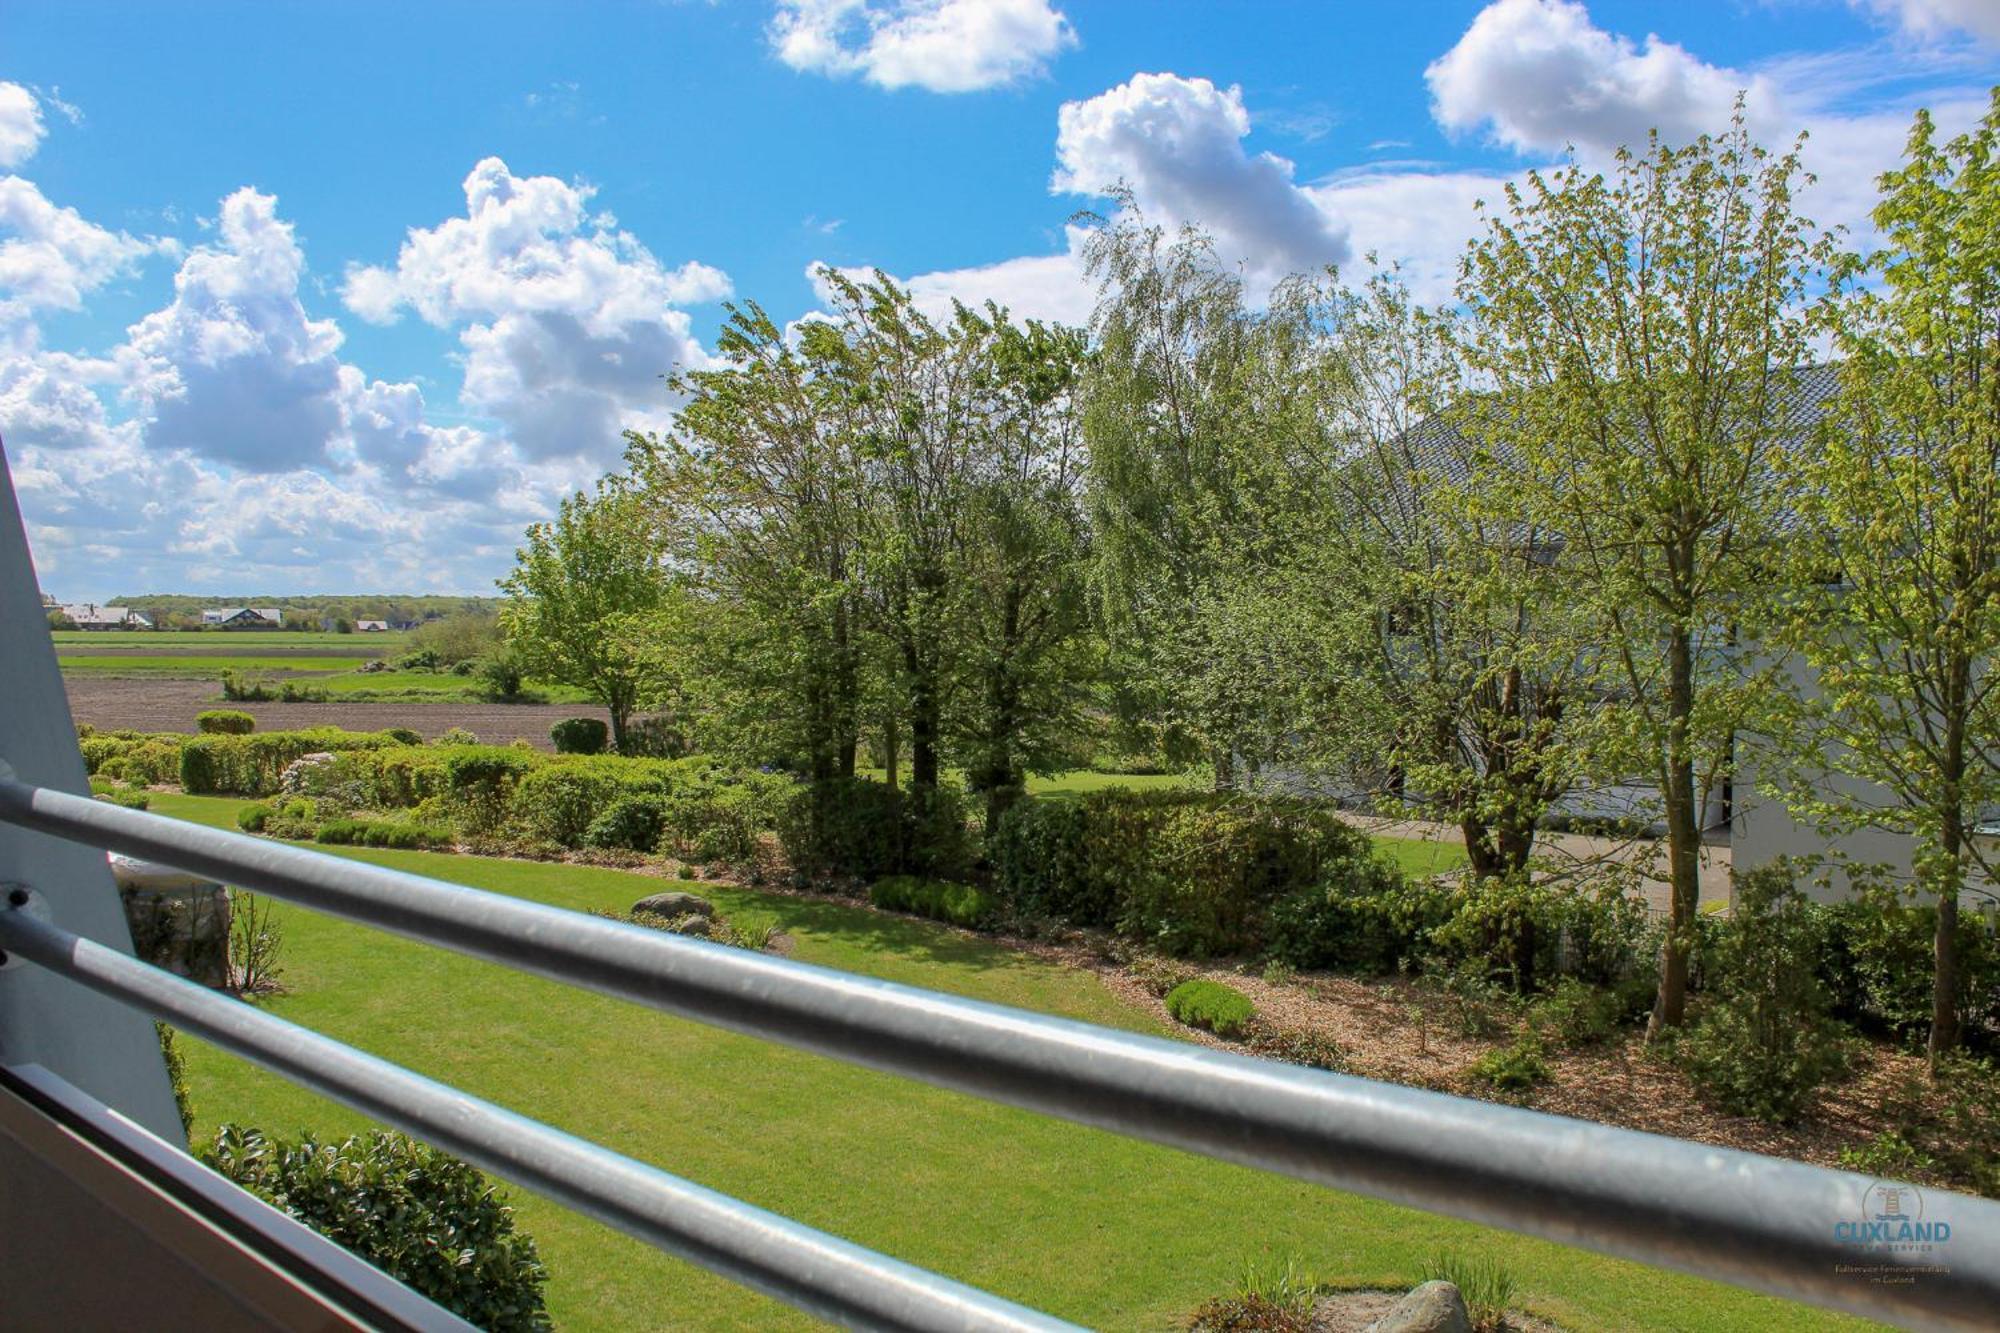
xmin=1426 ymin=0 xmax=1782 ymax=155
xmin=0 ymin=175 xmax=167 ymax=318
xmin=0 ymin=82 xmax=44 ymax=168
xmin=342 ymin=156 xmax=722 ymax=462
xmin=770 ymin=0 xmax=1076 ymax=93
xmin=1859 ymin=0 xmax=2000 ymax=44
xmin=1053 ymin=72 xmax=1351 ymax=283
xmin=807 ymin=224 xmax=1096 ymax=329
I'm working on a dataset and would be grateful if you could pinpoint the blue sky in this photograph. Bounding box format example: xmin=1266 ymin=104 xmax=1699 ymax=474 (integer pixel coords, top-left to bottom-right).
xmin=5 ymin=0 xmax=1998 ymax=599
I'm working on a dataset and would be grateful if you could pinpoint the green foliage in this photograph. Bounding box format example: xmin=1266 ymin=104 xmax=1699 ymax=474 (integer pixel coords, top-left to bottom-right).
xmin=1416 ymin=1249 xmax=1517 ymax=1332
xmin=156 ymin=1023 xmax=193 ymax=1144
xmin=203 ymin=1125 xmax=550 ymax=1330
xmin=992 ymin=790 xmax=1385 ymax=958
xmin=778 ymin=777 xmax=971 ymax=882
xmin=1164 ymin=979 xmax=1256 ymax=1039
xmin=94 ymin=786 xmax=151 ymax=809
xmin=550 ymin=717 xmax=609 ymax=755
xmin=869 ymin=876 xmax=995 ymax=928
xmin=179 ymin=728 xmax=411 ymax=796
xmin=1243 ymin=1025 xmax=1348 ymax=1073
xmin=1529 ymin=977 xmax=1633 ymax=1048
xmin=1468 ymin=1036 xmax=1551 ymax=1093
xmin=1838 ymin=1055 xmax=2000 ymax=1199
xmin=196 ymin=709 xmax=256 ymax=735
xmin=313 ymin=819 xmax=449 ymax=850
xmin=80 ymin=734 xmax=183 ymax=785
xmin=1675 ymin=865 xmax=1852 ymax=1124
xmin=1817 ymin=876 xmax=2000 ymax=1048
xmin=582 ymin=794 xmax=670 ymax=852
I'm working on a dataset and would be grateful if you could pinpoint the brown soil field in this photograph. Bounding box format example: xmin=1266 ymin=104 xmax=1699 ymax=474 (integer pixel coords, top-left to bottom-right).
xmin=63 ymin=676 xmax=609 ymax=750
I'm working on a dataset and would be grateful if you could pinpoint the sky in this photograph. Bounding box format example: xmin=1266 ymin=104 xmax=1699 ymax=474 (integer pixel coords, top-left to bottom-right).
xmin=4 ymin=0 xmax=1998 ymax=600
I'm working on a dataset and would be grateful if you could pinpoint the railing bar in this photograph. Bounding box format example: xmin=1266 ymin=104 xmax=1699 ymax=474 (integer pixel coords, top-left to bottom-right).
xmin=0 ymin=902 xmax=1074 ymax=1333
xmin=2 ymin=779 xmax=1995 ymax=1329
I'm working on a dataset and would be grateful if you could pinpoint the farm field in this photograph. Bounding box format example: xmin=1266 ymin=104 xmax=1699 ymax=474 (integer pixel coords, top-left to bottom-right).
xmin=51 ymin=630 xmax=412 ymax=650
xmin=58 ymin=654 xmax=379 ymax=676
xmin=61 ymin=677 xmax=610 ymax=747
xmin=153 ymin=792 xmax=1861 ymax=1333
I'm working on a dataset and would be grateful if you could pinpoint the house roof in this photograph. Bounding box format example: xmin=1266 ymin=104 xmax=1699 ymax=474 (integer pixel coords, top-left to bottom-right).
xmin=60 ymin=603 xmax=147 ymax=626
xmin=202 ymin=606 xmax=283 ymax=622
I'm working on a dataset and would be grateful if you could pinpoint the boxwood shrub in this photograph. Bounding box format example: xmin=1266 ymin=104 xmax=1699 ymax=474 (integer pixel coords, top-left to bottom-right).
xmin=196 ymin=709 xmax=256 ymax=735
xmin=549 ymin=717 xmax=609 ymax=755
xmin=1164 ymin=979 xmax=1256 ymax=1039
xmin=869 ymin=876 xmax=994 ymax=927
xmin=203 ymin=1125 xmax=550 ymax=1330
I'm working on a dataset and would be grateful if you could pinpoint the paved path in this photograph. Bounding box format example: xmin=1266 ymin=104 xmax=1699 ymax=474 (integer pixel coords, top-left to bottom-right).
xmin=1336 ymin=810 xmax=1734 ymax=915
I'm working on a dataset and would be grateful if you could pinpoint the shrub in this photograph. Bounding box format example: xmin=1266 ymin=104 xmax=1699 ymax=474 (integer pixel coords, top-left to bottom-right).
xmin=156 ymin=1023 xmax=193 ymax=1144
xmin=1244 ymin=1024 xmax=1349 ymax=1072
xmin=1468 ymin=1036 xmax=1551 ymax=1093
xmin=181 ymin=728 xmax=408 ymax=796
xmin=196 ymin=709 xmax=256 ymax=735
xmin=1429 ymin=873 xmax=1649 ymax=994
xmin=1266 ymin=874 xmax=1447 ymax=976
xmin=229 ymin=891 xmax=285 ymax=994
xmin=778 ymin=777 xmax=971 ymax=882
xmin=1839 ymin=1054 xmax=2000 ymax=1198
xmin=439 ymin=726 xmax=480 ymax=746
xmin=314 ymin=819 xmax=448 ymax=850
xmin=237 ymin=803 xmax=272 ymax=833
xmin=550 ymin=717 xmax=609 ymax=755
xmin=1164 ymin=979 xmax=1256 ymax=1039
xmin=1529 ymin=977 xmax=1631 ymax=1048
xmin=477 ymin=648 xmax=528 ymax=701
xmin=869 ymin=876 xmax=994 ymax=927
xmin=81 ymin=734 xmax=183 ymax=785
xmin=583 ymin=794 xmax=671 ymax=852
xmin=94 ymin=787 xmax=150 ymax=810
xmin=1675 ymin=863 xmax=1851 ymax=1124
xmin=506 ymin=763 xmax=626 ymax=846
xmin=203 ymin=1125 xmax=550 ymax=1330
xmin=992 ymin=790 xmax=1388 ymax=957
xmin=383 ymin=726 xmax=423 ymax=745
xmin=1817 ymin=875 xmax=2000 ymax=1047
xmin=620 ymin=714 xmax=690 ymax=759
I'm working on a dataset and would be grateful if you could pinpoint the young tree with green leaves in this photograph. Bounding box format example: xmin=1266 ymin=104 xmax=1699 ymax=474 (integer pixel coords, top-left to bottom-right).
xmin=500 ymin=481 xmax=672 ymax=752
xmin=1458 ymin=113 xmax=1830 ymax=1035
xmin=1780 ymin=94 xmax=2000 ymax=1066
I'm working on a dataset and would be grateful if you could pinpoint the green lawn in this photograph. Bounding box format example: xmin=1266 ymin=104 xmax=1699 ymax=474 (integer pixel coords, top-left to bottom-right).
xmin=152 ymin=792 xmax=1866 ymax=1333
xmin=304 ymin=670 xmax=596 ymax=703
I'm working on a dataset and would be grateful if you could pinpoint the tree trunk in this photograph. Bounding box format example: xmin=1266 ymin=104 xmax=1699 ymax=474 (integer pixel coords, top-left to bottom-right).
xmin=906 ymin=643 xmax=940 ymax=791
xmin=1931 ymin=652 xmax=1970 ymax=1069
xmin=883 ymin=709 xmax=900 ymax=792
xmin=1647 ymin=623 xmax=1701 ymax=1040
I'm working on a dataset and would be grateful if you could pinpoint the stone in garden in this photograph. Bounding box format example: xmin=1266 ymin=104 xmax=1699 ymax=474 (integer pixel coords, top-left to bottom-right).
xmin=1363 ymin=1281 xmax=1471 ymax=1333
xmin=631 ymin=890 xmax=713 ymax=919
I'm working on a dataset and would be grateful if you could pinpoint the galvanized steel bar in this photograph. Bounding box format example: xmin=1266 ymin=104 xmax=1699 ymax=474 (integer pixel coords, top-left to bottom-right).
xmin=3 ymin=780 xmax=1996 ymax=1329
xmin=0 ymin=899 xmax=1074 ymax=1333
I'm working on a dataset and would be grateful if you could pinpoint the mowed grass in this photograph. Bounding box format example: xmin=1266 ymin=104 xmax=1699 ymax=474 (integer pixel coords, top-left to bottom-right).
xmin=305 ymin=670 xmax=596 ymax=703
xmin=152 ymin=792 xmax=1866 ymax=1333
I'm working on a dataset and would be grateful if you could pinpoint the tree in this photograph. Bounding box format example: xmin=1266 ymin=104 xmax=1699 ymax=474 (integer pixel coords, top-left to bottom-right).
xmin=1457 ymin=112 xmax=1829 ymax=1036
xmin=1079 ymin=203 xmax=1300 ymax=788
xmin=1285 ymin=271 xmax=1592 ymax=884
xmin=1779 ymin=94 xmax=2000 ymax=1066
xmin=500 ymin=481 xmax=670 ymax=751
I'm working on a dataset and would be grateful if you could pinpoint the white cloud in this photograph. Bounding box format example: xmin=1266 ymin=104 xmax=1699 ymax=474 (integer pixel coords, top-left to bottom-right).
xmin=1053 ymin=73 xmax=1351 ymax=283
xmin=808 ymin=224 xmax=1096 ymax=328
xmin=342 ymin=156 xmax=722 ymax=462
xmin=770 ymin=0 xmax=1076 ymax=93
xmin=1426 ymin=0 xmax=1782 ymax=155
xmin=0 ymin=82 xmax=44 ymax=168
xmin=0 ymin=175 xmax=167 ymax=318
xmin=1859 ymin=0 xmax=2000 ymax=44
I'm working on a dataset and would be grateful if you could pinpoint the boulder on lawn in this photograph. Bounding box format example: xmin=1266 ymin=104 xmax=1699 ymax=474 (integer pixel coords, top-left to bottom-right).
xmin=632 ymin=891 xmax=714 ymax=920
xmin=1363 ymin=1281 xmax=1471 ymax=1333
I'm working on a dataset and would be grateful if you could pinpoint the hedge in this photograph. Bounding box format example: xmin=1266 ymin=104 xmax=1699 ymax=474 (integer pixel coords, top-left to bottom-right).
xmin=991 ymin=790 xmax=1392 ymax=957
xmin=778 ymin=777 xmax=973 ymax=882
xmin=1164 ymin=979 xmax=1256 ymax=1038
xmin=196 ymin=709 xmax=256 ymax=735
xmin=180 ymin=728 xmax=415 ymax=796
xmin=869 ymin=876 xmax=995 ymax=928
xmin=549 ymin=717 xmax=608 ymax=755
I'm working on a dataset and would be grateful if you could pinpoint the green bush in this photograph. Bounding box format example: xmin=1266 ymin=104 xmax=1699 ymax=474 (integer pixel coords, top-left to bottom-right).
xmin=156 ymin=1023 xmax=193 ymax=1144
xmin=507 ymin=764 xmax=627 ymax=846
xmin=239 ymin=797 xmax=319 ymax=840
xmin=992 ymin=790 xmax=1389 ymax=958
xmin=583 ymin=794 xmax=671 ymax=852
xmin=1469 ymin=1036 xmax=1552 ymax=1092
xmin=549 ymin=717 xmax=609 ymax=755
xmin=94 ymin=787 xmax=150 ymax=810
xmin=778 ymin=777 xmax=971 ymax=882
xmin=1839 ymin=1054 xmax=2000 ymax=1198
xmin=314 ymin=819 xmax=449 ymax=850
xmin=196 ymin=709 xmax=256 ymax=735
xmin=869 ymin=876 xmax=995 ymax=927
xmin=1164 ymin=979 xmax=1256 ymax=1039
xmin=180 ymin=728 xmax=411 ymax=796
xmin=203 ymin=1125 xmax=550 ymax=1330
xmin=1675 ymin=864 xmax=1851 ymax=1124
xmin=80 ymin=734 xmax=183 ymax=785
xmin=1529 ymin=977 xmax=1632 ymax=1048
xmin=1817 ymin=876 xmax=2000 ymax=1047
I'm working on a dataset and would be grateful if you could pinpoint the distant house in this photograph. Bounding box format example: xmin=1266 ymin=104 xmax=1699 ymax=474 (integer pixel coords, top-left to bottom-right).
xmin=200 ymin=606 xmax=283 ymax=628
xmin=354 ymin=619 xmax=390 ymax=632
xmin=60 ymin=603 xmax=151 ymax=630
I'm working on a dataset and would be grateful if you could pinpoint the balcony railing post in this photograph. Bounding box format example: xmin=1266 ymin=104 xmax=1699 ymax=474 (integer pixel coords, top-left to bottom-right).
xmin=0 ymin=436 xmax=182 ymax=1142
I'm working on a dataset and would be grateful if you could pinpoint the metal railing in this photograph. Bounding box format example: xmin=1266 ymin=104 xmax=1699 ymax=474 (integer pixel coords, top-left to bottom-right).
xmin=2 ymin=775 xmax=1998 ymax=1330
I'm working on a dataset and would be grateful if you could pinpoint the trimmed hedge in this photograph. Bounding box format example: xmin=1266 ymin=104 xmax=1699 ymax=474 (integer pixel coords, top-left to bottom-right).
xmin=550 ymin=717 xmax=609 ymax=755
xmin=181 ymin=728 xmax=415 ymax=796
xmin=196 ymin=709 xmax=256 ymax=735
xmin=1165 ymin=979 xmax=1256 ymax=1039
xmin=313 ymin=819 xmax=451 ymax=850
xmin=778 ymin=778 xmax=972 ymax=882
xmin=869 ymin=876 xmax=995 ymax=927
xmin=204 ymin=1125 xmax=550 ymax=1330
